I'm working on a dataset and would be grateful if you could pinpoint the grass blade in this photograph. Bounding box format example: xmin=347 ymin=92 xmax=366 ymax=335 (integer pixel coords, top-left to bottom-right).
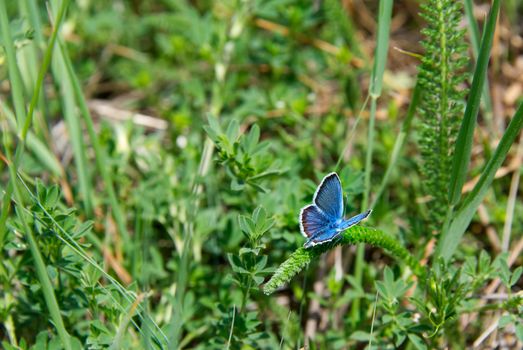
xmin=0 ymin=100 xmax=62 ymax=176
xmin=49 ymin=0 xmax=94 ymax=215
xmin=447 ymin=0 xmax=500 ymax=206
xmin=354 ymin=0 xmax=393 ymax=325
xmin=437 ymin=102 xmax=523 ymax=261
xmin=369 ymin=0 xmax=393 ymax=99
xmin=464 ymin=0 xmax=494 ymax=129
xmin=0 ymin=0 xmax=27 ymax=128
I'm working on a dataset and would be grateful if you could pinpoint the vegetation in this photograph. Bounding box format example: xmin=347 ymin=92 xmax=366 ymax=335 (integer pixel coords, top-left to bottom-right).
xmin=1 ymin=0 xmax=522 ymax=349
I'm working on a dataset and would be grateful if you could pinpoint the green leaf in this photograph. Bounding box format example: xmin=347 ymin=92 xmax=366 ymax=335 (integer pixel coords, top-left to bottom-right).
xmin=207 ymin=114 xmax=222 ymax=135
xmin=231 ymin=178 xmax=245 ymax=191
xmin=226 ymin=119 xmax=240 ymax=142
xmin=245 ymin=124 xmax=260 ymax=154
xmin=498 ymin=314 xmax=512 ymax=328
xmin=238 ymin=215 xmax=255 ymax=235
xmin=253 ymin=255 xmax=268 ymax=272
xmin=246 ymin=180 xmax=267 ymax=193
xmin=437 ymin=102 xmax=523 ymax=261
xmin=227 ymin=254 xmax=248 ymax=274
xmin=375 ymin=281 xmax=388 ymax=300
xmin=248 ymin=169 xmax=281 ymax=181
xmin=349 ymin=330 xmax=371 ymax=341
xmin=383 ymin=266 xmax=394 ymax=289
xmin=252 ymin=206 xmax=265 ymax=224
xmin=369 ymin=0 xmax=393 ymax=98
xmin=408 ymin=334 xmax=427 ymax=350
xmin=510 ymin=267 xmax=522 ymax=288
xmin=516 ymin=323 xmax=523 ymax=341
xmin=448 ymin=0 xmax=500 ymax=206
xmin=203 ymin=125 xmax=219 ymax=142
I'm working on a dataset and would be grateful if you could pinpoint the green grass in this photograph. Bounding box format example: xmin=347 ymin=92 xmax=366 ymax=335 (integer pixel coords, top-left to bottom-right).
xmin=1 ymin=0 xmax=522 ymax=349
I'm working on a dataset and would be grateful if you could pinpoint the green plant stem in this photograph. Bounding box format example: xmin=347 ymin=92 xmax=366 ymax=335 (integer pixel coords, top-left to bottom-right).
xmin=0 ymin=0 xmax=27 ymax=128
xmin=352 ymin=96 xmax=377 ymax=323
xmin=241 ymin=280 xmax=253 ymax=311
xmin=352 ymin=0 xmax=393 ymax=325
xmin=48 ymin=0 xmax=93 ymax=215
xmin=22 ymin=0 xmax=69 ymax=141
xmin=263 ymin=226 xmax=423 ymax=295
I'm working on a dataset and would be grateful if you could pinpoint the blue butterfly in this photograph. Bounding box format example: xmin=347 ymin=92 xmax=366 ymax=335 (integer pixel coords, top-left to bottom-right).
xmin=300 ymin=172 xmax=371 ymax=248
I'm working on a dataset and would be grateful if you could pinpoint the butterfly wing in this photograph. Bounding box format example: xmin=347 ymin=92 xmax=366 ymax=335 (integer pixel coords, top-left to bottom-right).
xmin=313 ymin=173 xmax=344 ymax=220
xmin=338 ymin=209 xmax=372 ymax=231
xmin=300 ymin=204 xmax=341 ymax=248
xmin=303 ymin=227 xmax=340 ymax=248
xmin=299 ymin=204 xmax=331 ymax=238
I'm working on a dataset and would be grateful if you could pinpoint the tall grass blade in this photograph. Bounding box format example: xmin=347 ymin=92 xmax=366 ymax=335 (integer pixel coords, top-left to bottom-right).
xmin=437 ymin=102 xmax=523 ymax=261
xmin=447 ymin=0 xmax=500 ymax=206
xmin=369 ymin=0 xmax=393 ymax=99
xmin=0 ymin=101 xmax=62 ymax=176
xmin=49 ymin=0 xmax=94 ymax=215
xmin=354 ymin=0 xmax=393 ymax=325
xmin=464 ymin=0 xmax=494 ymax=126
xmin=21 ymin=0 xmax=70 ymax=141
xmin=0 ymin=0 xmax=27 ymax=128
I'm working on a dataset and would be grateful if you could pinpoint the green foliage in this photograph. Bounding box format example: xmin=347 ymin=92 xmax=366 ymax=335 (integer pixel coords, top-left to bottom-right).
xmin=205 ymin=119 xmax=282 ymax=193
xmin=2 ymin=181 xmax=129 ymax=346
xmin=374 ymin=267 xmax=424 ymax=349
xmin=1 ymin=0 xmax=522 ymax=348
xmin=417 ymin=0 xmax=468 ymax=231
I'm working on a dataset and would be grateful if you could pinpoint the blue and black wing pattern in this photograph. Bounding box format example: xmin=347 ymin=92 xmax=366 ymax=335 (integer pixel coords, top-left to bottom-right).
xmin=338 ymin=210 xmax=372 ymax=231
xmin=313 ymin=173 xmax=344 ymax=220
xmin=303 ymin=227 xmax=340 ymax=248
xmin=299 ymin=204 xmax=331 ymax=238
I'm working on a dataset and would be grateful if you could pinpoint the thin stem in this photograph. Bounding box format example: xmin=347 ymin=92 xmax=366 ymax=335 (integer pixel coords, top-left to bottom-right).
xmin=226 ymin=305 xmax=236 ymax=349
xmin=0 ymin=0 xmax=27 ymax=128
xmin=352 ymin=96 xmax=377 ymax=324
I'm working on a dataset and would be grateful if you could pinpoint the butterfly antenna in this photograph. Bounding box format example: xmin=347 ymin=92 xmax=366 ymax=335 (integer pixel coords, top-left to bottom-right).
xmin=368 ymin=289 xmax=379 ymax=349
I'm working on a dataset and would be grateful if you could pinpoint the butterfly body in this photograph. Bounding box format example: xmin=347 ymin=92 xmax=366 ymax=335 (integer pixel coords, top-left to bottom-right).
xmin=299 ymin=173 xmax=371 ymax=248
